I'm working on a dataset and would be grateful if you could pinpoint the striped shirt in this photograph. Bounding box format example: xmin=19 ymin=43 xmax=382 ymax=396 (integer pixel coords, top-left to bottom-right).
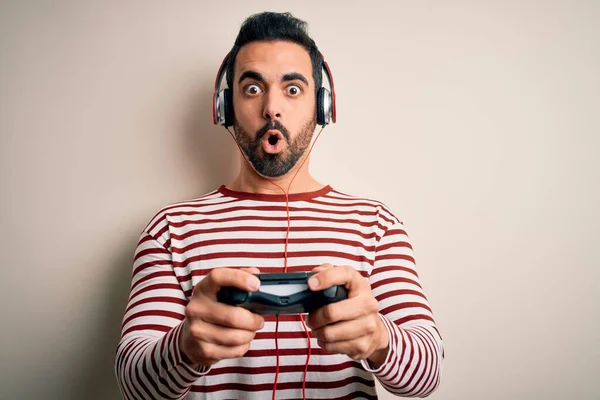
xmin=115 ymin=185 xmax=444 ymax=399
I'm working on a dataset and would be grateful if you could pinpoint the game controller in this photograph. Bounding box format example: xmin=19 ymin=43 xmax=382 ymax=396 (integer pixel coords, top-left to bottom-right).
xmin=216 ymin=272 xmax=348 ymax=315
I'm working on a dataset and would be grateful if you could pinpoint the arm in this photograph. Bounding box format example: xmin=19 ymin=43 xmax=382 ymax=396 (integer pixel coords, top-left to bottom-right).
xmin=363 ymin=221 xmax=444 ymax=397
xmin=114 ymin=232 xmax=209 ymax=400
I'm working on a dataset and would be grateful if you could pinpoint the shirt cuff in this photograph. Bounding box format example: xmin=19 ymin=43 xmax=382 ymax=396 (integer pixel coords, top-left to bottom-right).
xmin=360 ymin=313 xmax=396 ymax=373
xmin=172 ymin=321 xmax=212 ymax=378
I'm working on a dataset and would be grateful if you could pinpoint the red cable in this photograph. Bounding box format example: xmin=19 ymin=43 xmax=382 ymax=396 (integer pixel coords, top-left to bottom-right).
xmin=300 ymin=314 xmax=312 ymax=398
xmin=273 ymin=317 xmax=280 ymax=400
xmin=226 ymin=124 xmax=326 ymax=400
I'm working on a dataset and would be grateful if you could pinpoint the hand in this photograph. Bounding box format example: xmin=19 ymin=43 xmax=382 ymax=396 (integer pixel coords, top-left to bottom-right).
xmin=306 ymin=264 xmax=389 ymax=366
xmin=179 ymin=267 xmax=264 ymax=367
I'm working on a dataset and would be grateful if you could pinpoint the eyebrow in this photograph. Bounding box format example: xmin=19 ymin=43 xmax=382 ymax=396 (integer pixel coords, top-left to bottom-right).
xmin=238 ymin=71 xmax=264 ymax=85
xmin=282 ymin=72 xmax=309 ymax=87
xmin=238 ymin=70 xmax=310 ymax=87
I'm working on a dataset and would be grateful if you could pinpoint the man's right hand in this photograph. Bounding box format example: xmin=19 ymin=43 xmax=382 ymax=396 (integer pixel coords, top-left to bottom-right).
xmin=179 ymin=267 xmax=264 ymax=367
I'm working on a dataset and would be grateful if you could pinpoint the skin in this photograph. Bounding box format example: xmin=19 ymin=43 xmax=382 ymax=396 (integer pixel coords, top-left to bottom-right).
xmin=229 ymin=40 xmax=323 ymax=194
xmin=180 ymin=41 xmax=389 ymax=368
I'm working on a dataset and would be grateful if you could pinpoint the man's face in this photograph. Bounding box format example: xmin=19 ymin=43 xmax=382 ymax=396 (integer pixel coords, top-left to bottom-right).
xmin=232 ymin=40 xmax=317 ymax=178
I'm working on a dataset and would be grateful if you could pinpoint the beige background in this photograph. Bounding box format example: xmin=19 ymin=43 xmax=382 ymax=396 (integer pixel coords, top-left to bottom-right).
xmin=1 ymin=1 xmax=599 ymax=399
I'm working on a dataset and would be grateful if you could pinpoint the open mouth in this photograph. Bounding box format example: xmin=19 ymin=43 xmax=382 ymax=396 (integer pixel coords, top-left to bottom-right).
xmin=268 ymin=135 xmax=279 ymax=146
xmin=262 ymin=130 xmax=285 ymax=154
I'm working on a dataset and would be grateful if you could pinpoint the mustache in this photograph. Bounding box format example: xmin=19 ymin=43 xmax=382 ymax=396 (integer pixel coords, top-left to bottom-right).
xmin=255 ymin=120 xmax=291 ymax=142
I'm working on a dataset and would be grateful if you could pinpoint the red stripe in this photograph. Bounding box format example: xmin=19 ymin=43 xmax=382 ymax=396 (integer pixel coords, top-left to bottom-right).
xmin=122 ymin=323 xmax=172 ymax=336
xmin=132 ymin=259 xmax=172 ymax=278
xmin=398 ymin=332 xmax=423 ymax=391
xmin=395 ymin=314 xmax=435 ymax=326
xmin=381 ymin=302 xmax=433 ymax=316
xmin=382 ymin=228 xmax=408 ymax=238
xmin=375 ymin=289 xmax=427 ymax=302
xmin=172 ymin=251 xmax=373 ymax=269
xmin=125 ymin=339 xmax=151 ymax=400
xmin=137 ymin=233 xmax=155 ymax=245
xmin=162 ymin=204 xmax=379 ymax=218
xmin=254 ymin=331 xmax=313 ymax=340
xmin=376 ymin=240 xmax=413 ymax=252
xmin=190 ymin=375 xmax=375 ymax=392
xmin=116 ymin=339 xmax=138 ymax=384
xmin=171 ymin=225 xmax=379 ymax=242
xmin=325 ymin=191 xmax=384 ymax=206
xmin=128 ymin=283 xmax=182 ymax=302
xmin=122 ymin=309 xmax=184 ymax=329
xmin=371 ymin=277 xmax=422 ymax=291
xmin=379 ymin=213 xmax=396 ymax=225
xmin=410 ymin=327 xmax=437 ymax=396
xmin=176 ymin=268 xmax=369 ymax=286
xmin=134 ymin=247 xmax=170 ymax=262
xmin=181 ymin=264 xmax=318 ymax=279
xmin=170 ymin=214 xmax=386 ymax=230
xmin=380 ymin=316 xmax=399 ymax=378
xmin=173 ymin=237 xmax=376 ymax=254
xmin=308 ymin=198 xmax=386 ymax=209
xmin=408 ymin=328 xmax=434 ymax=396
xmin=371 ymin=265 xmax=418 ymax=278
xmin=125 ymin=296 xmax=187 ymax=314
xmin=131 ymin=271 xmax=175 ymax=292
xmin=318 ymin=392 xmax=377 ymax=400
xmin=388 ymin=328 xmax=414 ymax=385
xmin=145 ymin=191 xmax=229 ymax=232
xmin=209 ymin=360 xmax=359 ymax=376
xmin=318 ymin=194 xmax=397 ymax=226
xmin=153 ymin=332 xmax=187 ymax=394
xmin=154 ymin=224 xmax=169 ymax=241
xmin=245 ymin=347 xmax=332 ymax=358
xmin=396 ymin=333 xmax=423 ymax=391
xmin=374 ymin=253 xmax=416 ymax=264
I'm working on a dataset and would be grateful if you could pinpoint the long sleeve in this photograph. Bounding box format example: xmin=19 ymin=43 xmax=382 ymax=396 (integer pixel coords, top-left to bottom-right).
xmin=115 ymin=232 xmax=210 ymax=400
xmin=361 ymin=220 xmax=444 ymax=397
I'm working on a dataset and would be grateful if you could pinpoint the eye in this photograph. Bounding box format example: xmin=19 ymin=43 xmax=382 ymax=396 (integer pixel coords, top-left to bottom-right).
xmin=244 ymin=84 xmax=263 ymax=95
xmin=286 ymin=84 xmax=302 ymax=96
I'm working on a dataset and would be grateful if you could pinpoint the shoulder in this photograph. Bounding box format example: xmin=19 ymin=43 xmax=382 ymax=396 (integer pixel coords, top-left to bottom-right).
xmin=325 ymin=187 xmax=403 ymax=229
xmin=141 ymin=187 xmax=232 ymax=239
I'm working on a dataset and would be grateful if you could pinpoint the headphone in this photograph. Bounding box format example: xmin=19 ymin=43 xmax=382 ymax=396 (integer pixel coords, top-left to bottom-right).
xmin=212 ymin=51 xmax=337 ymax=128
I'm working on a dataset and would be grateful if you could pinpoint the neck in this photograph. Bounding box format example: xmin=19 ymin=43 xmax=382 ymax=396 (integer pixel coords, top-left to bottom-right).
xmin=227 ymin=153 xmax=324 ymax=195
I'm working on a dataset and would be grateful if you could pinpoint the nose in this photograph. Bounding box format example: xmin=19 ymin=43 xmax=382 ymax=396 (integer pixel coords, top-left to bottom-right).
xmin=262 ymin=90 xmax=283 ymax=121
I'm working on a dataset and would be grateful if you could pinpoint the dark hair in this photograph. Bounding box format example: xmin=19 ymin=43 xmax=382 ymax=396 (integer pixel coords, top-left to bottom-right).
xmin=225 ymin=12 xmax=323 ymax=97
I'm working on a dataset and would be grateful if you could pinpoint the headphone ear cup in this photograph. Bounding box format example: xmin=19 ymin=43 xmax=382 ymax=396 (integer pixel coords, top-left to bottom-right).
xmin=317 ymin=87 xmax=332 ymax=126
xmin=316 ymin=87 xmax=326 ymax=126
xmin=223 ymin=88 xmax=234 ymax=127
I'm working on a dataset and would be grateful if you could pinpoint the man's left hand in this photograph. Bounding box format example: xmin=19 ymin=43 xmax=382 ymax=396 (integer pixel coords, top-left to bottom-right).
xmin=306 ymin=264 xmax=389 ymax=367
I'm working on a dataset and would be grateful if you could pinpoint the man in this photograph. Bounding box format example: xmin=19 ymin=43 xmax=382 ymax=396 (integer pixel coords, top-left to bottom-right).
xmin=115 ymin=12 xmax=443 ymax=399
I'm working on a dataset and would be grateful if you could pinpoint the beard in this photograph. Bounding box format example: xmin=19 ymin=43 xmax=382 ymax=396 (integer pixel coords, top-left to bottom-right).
xmin=233 ymin=116 xmax=316 ymax=178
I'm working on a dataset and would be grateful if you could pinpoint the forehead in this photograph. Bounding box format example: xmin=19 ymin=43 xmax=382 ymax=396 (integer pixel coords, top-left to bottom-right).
xmin=234 ymin=41 xmax=313 ymax=84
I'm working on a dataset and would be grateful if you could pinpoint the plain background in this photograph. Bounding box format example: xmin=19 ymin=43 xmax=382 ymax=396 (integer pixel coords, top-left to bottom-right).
xmin=1 ymin=1 xmax=598 ymax=399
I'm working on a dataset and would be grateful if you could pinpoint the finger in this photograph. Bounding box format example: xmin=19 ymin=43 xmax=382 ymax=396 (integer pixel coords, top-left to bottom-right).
xmin=196 ymin=268 xmax=261 ymax=298
xmin=311 ymin=316 xmax=377 ymax=343
xmin=196 ymin=341 xmax=252 ymax=361
xmin=187 ymin=297 xmax=265 ymax=331
xmin=308 ymin=265 xmax=369 ymax=296
xmin=317 ymin=337 xmax=375 ymax=360
xmin=239 ymin=267 xmax=260 ymax=275
xmin=188 ymin=319 xmax=257 ymax=347
xmin=311 ymin=263 xmax=335 ymax=273
xmin=306 ymin=293 xmax=378 ymax=330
